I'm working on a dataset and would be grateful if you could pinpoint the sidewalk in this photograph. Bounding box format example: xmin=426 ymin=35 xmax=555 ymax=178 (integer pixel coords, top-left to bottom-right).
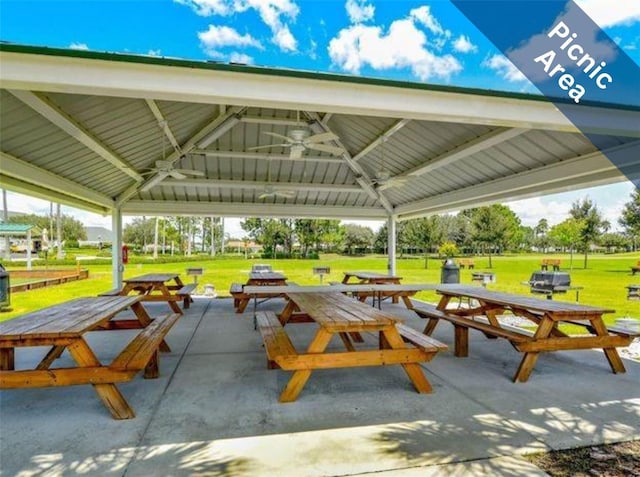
xmin=1 ymin=298 xmax=638 ymax=476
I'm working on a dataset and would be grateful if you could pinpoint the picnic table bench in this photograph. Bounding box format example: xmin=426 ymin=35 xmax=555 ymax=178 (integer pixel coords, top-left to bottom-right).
xmin=257 ymin=292 xmax=447 ymax=402
xmin=458 ymin=259 xmax=475 ymax=269
xmin=100 ymin=273 xmax=195 ymax=313
xmin=631 ymin=261 xmax=640 ymax=275
xmin=414 ymin=286 xmax=638 ymax=383
xmin=541 ymin=258 xmax=562 ymax=271
xmin=0 ymin=296 xmax=180 ymax=419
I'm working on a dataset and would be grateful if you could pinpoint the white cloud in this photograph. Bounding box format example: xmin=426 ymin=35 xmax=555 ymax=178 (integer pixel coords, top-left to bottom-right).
xmin=575 ymin=0 xmax=640 ymax=27
xmin=345 ymin=0 xmax=374 ymax=24
xmin=229 ymin=52 xmax=254 ymax=64
xmin=482 ymin=54 xmax=527 ymax=82
xmin=453 ymin=34 xmax=477 ymax=54
xmin=328 ymin=15 xmax=462 ymax=81
xmin=147 ymin=49 xmax=162 ymax=57
xmin=69 ymin=42 xmax=89 ymax=50
xmin=409 ymin=6 xmax=449 ymax=37
xmin=177 ymin=0 xmax=299 ymax=52
xmin=198 ymin=25 xmax=261 ymax=49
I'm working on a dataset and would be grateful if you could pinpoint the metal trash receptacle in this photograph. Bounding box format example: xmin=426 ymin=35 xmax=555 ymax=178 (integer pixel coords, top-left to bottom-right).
xmin=441 ymin=258 xmax=460 ymax=284
xmin=0 ymin=264 xmax=10 ymax=310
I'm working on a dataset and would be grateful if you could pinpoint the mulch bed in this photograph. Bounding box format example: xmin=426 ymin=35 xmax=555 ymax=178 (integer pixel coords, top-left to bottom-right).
xmin=526 ymin=441 xmax=640 ymax=476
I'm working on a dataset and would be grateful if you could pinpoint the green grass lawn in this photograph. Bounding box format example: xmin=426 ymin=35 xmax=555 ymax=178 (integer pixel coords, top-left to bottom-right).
xmin=2 ymin=253 xmax=639 ymax=328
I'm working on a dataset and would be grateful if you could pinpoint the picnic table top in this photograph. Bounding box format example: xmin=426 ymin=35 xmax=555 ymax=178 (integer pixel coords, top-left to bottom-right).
xmin=248 ymin=272 xmax=287 ymax=281
xmin=286 ymin=291 xmax=400 ymax=331
xmin=0 ymin=296 xmax=141 ymax=340
xmin=123 ymin=273 xmax=180 ymax=283
xmin=436 ymin=285 xmax=614 ymax=315
xmin=243 ymin=283 xmax=438 ymax=294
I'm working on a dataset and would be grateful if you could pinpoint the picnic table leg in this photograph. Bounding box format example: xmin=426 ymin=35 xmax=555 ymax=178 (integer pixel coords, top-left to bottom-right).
xmin=589 ymin=318 xmax=626 ymax=374
xmin=513 ymin=316 xmax=555 ymax=383
xmin=36 ymin=345 xmax=66 ymax=370
xmin=157 ymin=284 xmax=184 ymax=315
xmin=0 ymin=348 xmax=15 ymax=370
xmin=381 ymin=327 xmax=432 ymax=393
xmin=338 ymin=333 xmax=355 ymax=351
xmin=279 ymin=328 xmax=333 ymax=403
xmin=67 ymin=339 xmax=135 ymax=419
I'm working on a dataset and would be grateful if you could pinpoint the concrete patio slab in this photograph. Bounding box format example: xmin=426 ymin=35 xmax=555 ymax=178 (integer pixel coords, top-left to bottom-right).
xmin=1 ymin=297 xmax=638 ymax=477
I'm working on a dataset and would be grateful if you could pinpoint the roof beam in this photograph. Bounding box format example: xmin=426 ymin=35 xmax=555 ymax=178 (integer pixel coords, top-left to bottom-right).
xmin=123 ymin=200 xmax=387 ymax=219
xmin=115 ymin=106 xmax=246 ymax=206
xmin=395 ymin=140 xmax=640 ymax=219
xmin=4 ymin=49 xmax=639 ymax=136
xmin=192 ymin=150 xmax=344 ymax=164
xmin=0 ymin=151 xmax=114 ymax=209
xmin=306 ymin=112 xmax=394 ymax=214
xmin=7 ymin=89 xmax=143 ymax=182
xmin=377 ymin=127 xmax=529 ymax=191
xmin=240 ymin=115 xmax=306 ymax=127
xmin=145 ymin=99 xmax=182 ymax=155
xmin=352 ymin=119 xmax=411 ymax=162
xmin=160 ymin=178 xmax=363 ymax=193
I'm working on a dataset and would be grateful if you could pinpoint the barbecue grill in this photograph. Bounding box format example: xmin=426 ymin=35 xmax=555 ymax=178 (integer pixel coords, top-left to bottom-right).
xmin=526 ymin=271 xmax=584 ymax=300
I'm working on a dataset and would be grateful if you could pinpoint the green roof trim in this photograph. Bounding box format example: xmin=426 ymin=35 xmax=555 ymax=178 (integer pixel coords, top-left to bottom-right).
xmin=2 ymin=42 xmax=638 ymax=112
xmin=0 ymin=223 xmax=35 ymax=233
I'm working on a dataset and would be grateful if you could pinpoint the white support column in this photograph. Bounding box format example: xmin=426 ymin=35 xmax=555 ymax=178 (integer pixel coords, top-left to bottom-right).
xmin=26 ymin=229 xmax=32 ymax=270
xmin=387 ymin=215 xmax=397 ymax=276
xmin=112 ymin=208 xmax=123 ymax=288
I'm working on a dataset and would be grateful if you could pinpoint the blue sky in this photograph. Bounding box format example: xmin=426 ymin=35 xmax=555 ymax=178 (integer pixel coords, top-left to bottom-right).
xmin=1 ymin=0 xmax=639 ymax=235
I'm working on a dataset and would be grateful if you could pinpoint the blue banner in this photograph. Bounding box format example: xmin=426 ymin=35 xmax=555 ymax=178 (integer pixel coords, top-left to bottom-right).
xmin=452 ymin=0 xmax=640 ymax=187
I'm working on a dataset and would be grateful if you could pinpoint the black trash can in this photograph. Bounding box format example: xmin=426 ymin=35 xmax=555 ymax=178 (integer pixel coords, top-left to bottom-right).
xmin=441 ymin=258 xmax=460 ymax=284
xmin=0 ymin=264 xmax=10 ymax=310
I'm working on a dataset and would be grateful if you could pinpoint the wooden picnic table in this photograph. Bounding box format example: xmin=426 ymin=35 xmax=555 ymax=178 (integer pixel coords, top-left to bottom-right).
xmin=0 ymin=296 xmax=180 ymax=419
xmin=341 ymin=271 xmax=414 ymax=308
xmin=256 ymin=291 xmax=446 ymax=402
xmin=247 ymin=271 xmax=288 ymax=286
xmin=230 ymin=272 xmax=291 ymax=313
xmin=417 ymin=285 xmax=635 ymax=383
xmin=104 ymin=273 xmax=194 ymax=314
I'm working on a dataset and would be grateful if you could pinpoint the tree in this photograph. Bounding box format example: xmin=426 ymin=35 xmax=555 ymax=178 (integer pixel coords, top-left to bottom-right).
xmin=124 ymin=217 xmax=155 ymax=249
xmin=534 ymin=218 xmax=551 ymax=252
xmin=619 ymin=190 xmax=640 ymax=250
xmin=569 ymin=198 xmax=607 ymax=268
xmin=404 ymin=216 xmax=444 ymax=268
xmin=241 ymin=218 xmax=294 ymax=257
xmin=597 ymin=233 xmax=630 ymax=253
xmin=469 ymin=205 xmax=521 ymax=267
xmin=548 ymin=218 xmax=585 ymax=270
xmin=8 ymin=213 xmax=87 ymax=242
xmin=294 ymin=219 xmax=342 ymax=256
xmin=343 ymin=224 xmax=374 ymax=255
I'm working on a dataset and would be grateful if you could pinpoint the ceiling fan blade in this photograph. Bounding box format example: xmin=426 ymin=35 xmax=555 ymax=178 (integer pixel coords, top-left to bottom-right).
xmin=175 ymin=169 xmax=205 ymax=177
xmin=140 ymin=171 xmax=169 ymax=192
xmin=306 ymin=143 xmax=344 ymax=155
xmin=248 ymin=144 xmax=290 ymax=151
xmin=155 ymin=160 xmax=172 ymax=169
xmin=275 ymin=191 xmax=296 ymax=198
xmin=263 ymin=132 xmax=292 ymax=142
xmin=258 ymin=192 xmax=274 ymax=200
xmin=169 ymin=170 xmax=187 ymax=180
xmin=304 ymin=132 xmax=339 ymax=144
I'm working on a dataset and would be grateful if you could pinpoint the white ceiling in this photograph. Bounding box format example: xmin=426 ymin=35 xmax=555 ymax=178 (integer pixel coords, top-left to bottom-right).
xmin=1 ymin=44 xmax=637 ymax=221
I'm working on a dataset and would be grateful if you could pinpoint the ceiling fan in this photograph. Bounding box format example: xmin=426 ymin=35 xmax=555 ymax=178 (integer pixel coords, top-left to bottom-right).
xmin=258 ymin=159 xmax=295 ymax=199
xmin=249 ymin=112 xmax=344 ymax=159
xmin=143 ymin=159 xmax=205 ymax=181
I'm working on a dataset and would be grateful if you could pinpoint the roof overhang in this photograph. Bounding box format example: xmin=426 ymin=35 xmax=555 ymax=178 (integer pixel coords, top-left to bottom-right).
xmin=1 ymin=44 xmax=637 ymax=221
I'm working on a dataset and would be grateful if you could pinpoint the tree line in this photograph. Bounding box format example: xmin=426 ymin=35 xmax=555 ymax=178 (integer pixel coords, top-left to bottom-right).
xmin=5 ymin=190 xmax=639 ymax=268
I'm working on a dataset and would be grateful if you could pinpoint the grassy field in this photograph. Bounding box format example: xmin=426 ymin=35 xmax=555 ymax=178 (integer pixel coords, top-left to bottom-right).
xmin=1 ymin=253 xmax=638 ymax=327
